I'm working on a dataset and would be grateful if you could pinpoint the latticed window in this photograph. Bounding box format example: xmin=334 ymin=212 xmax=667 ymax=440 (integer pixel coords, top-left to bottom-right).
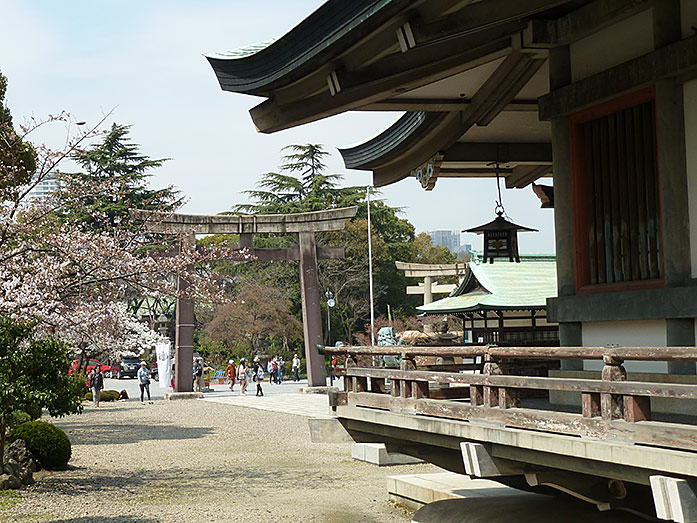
xmin=571 ymin=88 xmax=663 ymax=291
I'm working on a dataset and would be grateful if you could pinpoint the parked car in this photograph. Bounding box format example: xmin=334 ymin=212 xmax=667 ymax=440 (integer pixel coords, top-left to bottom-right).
xmin=69 ymin=359 xmax=111 ymax=377
xmin=151 ymin=359 xmax=158 ymax=380
xmin=111 ymin=356 xmax=142 ymax=379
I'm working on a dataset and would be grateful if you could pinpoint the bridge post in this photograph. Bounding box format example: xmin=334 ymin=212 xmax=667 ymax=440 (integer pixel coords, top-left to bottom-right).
xmin=483 ymin=355 xmax=501 ymax=407
xmin=601 ymin=355 xmax=627 ymax=420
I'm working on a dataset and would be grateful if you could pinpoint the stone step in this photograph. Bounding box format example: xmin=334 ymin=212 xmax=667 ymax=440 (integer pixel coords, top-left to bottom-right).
xmin=387 ymin=472 xmax=532 ymax=510
xmin=351 ymin=443 xmax=423 ymax=466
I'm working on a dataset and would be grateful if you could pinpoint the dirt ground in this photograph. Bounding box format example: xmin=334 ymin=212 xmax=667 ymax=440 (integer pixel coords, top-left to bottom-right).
xmin=0 ymin=398 xmax=440 ymax=522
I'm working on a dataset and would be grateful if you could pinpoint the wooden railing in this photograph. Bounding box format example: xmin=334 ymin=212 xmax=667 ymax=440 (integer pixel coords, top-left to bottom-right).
xmin=319 ymin=345 xmax=697 ymax=452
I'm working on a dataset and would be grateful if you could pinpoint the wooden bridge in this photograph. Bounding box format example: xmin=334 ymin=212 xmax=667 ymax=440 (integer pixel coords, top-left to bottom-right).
xmin=320 ymin=344 xmax=697 ymax=521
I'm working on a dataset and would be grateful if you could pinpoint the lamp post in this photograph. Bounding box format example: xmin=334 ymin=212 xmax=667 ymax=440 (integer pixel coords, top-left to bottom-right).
xmin=326 ymin=291 xmax=336 ymax=384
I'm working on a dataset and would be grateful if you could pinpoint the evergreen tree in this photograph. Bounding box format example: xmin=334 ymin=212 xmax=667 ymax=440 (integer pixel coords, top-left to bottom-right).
xmin=236 ymin=144 xmax=360 ymax=214
xmin=60 ymin=123 xmax=183 ymax=232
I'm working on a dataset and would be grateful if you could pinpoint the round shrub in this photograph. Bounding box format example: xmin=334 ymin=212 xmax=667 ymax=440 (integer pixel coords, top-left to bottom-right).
xmin=12 ymin=421 xmax=71 ymax=470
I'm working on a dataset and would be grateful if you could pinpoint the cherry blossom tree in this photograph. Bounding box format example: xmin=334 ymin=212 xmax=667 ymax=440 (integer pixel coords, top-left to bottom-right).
xmin=0 ymin=69 xmax=248 ymax=365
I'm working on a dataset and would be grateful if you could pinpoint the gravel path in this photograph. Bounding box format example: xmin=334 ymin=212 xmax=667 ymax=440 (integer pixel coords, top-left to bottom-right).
xmin=1 ymin=398 xmax=439 ymax=522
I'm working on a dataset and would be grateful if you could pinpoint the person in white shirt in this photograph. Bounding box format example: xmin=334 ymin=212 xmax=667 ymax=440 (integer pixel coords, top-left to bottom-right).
xmin=137 ymin=361 xmax=153 ymax=404
xmin=292 ymin=354 xmax=300 ymax=382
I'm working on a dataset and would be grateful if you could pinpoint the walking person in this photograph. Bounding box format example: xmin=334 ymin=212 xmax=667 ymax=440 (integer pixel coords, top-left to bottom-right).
xmin=225 ymin=359 xmax=236 ymax=392
xmin=138 ymin=361 xmax=153 ymax=405
xmin=267 ymin=357 xmax=276 ymax=384
xmin=89 ymin=367 xmax=104 ymax=407
xmin=277 ymin=355 xmax=284 ymax=384
xmin=193 ymin=358 xmax=204 ymax=392
xmin=292 ymin=354 xmax=300 ymax=382
xmin=253 ymin=361 xmax=264 ymax=396
xmin=237 ymin=358 xmax=248 ymax=395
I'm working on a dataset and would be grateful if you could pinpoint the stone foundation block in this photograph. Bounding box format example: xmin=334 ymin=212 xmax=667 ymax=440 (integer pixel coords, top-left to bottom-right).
xmin=351 ymin=443 xmax=422 ymax=466
xmin=308 ymin=417 xmax=353 ymax=443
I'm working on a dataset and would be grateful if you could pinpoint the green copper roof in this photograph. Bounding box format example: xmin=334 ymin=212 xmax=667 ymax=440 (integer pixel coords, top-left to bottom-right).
xmin=417 ymin=260 xmax=557 ymax=315
xmin=206 ymin=0 xmax=402 ymax=95
xmin=206 ymin=39 xmax=277 ymax=60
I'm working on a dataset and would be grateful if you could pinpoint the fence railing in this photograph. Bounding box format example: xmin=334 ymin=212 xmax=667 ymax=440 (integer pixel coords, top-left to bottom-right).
xmin=318 ymin=345 xmax=697 ymax=452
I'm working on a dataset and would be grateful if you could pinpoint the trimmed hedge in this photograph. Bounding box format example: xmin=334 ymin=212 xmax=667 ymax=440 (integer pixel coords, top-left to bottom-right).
xmin=83 ymin=390 xmax=119 ymax=402
xmin=12 ymin=421 xmax=71 ymax=470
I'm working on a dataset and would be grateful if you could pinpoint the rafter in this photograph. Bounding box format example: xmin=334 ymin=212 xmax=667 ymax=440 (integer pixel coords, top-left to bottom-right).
xmin=411 ymin=0 xmax=573 ymax=44
xmin=505 ymin=164 xmax=552 ymax=188
xmin=443 ymin=142 xmax=552 ymax=163
xmin=523 ymin=0 xmax=654 ymax=48
xmin=249 ymin=23 xmax=523 ymax=133
xmin=364 ymin=52 xmax=546 ymax=186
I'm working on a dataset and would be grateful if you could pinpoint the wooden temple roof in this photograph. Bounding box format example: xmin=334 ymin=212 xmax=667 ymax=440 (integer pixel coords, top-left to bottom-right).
xmin=416 ymin=260 xmax=557 ymax=315
xmin=206 ymin=0 xmax=588 ymax=189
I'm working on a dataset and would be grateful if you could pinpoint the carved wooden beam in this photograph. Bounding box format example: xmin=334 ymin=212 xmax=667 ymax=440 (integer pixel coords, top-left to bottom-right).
xmin=523 ymin=0 xmax=654 ymax=48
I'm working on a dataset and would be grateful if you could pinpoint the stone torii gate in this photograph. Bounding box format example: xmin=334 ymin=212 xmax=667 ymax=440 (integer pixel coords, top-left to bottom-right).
xmin=134 ymin=207 xmax=357 ymax=389
xmin=395 ymin=261 xmax=467 ymax=305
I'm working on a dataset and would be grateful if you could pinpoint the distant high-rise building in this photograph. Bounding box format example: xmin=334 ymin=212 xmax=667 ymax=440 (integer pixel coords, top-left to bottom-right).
xmin=427 ymin=230 xmax=461 ymax=252
xmin=27 ymin=172 xmax=59 ymax=202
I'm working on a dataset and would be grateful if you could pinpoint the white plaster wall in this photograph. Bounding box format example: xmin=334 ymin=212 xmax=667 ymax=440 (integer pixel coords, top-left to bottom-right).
xmin=685 ymin=79 xmax=697 ymax=278
xmin=570 ymin=10 xmax=654 ymax=82
xmin=582 ymin=319 xmax=667 ymax=372
xmin=682 ymin=0 xmax=697 ymax=39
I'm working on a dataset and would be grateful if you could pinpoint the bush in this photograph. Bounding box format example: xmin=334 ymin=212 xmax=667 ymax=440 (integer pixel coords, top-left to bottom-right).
xmin=12 ymin=421 xmax=71 ymax=470
xmin=7 ymin=411 xmax=31 ymax=428
xmin=83 ymin=390 xmax=119 ymax=402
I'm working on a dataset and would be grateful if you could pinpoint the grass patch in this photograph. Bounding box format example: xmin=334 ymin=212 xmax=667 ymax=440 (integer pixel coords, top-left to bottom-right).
xmin=0 ymin=489 xmax=20 ymax=507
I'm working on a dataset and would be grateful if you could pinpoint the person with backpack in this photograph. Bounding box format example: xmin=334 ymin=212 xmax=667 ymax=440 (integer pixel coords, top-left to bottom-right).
xmin=193 ymin=358 xmax=204 ymax=392
xmin=89 ymin=367 xmax=104 ymax=407
xmin=225 ymin=359 xmax=236 ymax=392
xmin=253 ymin=361 xmax=264 ymax=396
xmin=277 ymin=355 xmax=285 ymax=384
xmin=237 ymin=358 xmax=248 ymax=395
xmin=138 ymin=361 xmax=153 ymax=405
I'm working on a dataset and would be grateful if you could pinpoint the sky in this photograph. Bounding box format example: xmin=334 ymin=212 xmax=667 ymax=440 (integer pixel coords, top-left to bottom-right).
xmin=0 ymin=0 xmax=556 ymax=253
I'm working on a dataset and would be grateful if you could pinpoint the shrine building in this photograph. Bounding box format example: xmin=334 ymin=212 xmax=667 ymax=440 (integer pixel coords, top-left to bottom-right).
xmin=207 ymin=1 xmax=697 ymax=519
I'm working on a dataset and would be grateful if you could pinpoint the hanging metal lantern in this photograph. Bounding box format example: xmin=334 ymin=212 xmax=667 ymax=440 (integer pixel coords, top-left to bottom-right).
xmin=463 ymin=163 xmax=537 ymax=263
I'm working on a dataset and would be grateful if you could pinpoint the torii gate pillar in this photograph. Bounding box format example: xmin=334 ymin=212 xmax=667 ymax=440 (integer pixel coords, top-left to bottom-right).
xmin=298 ymin=232 xmax=325 ymax=386
xmin=174 ymin=234 xmax=195 ymax=392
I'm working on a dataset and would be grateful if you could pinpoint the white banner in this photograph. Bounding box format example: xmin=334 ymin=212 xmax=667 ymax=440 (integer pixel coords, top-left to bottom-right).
xmin=156 ymin=342 xmax=172 ymax=390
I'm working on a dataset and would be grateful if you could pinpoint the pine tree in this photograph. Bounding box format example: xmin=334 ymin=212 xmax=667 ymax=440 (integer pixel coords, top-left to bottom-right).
xmin=235 ymin=144 xmax=353 ymax=214
xmin=60 ymin=123 xmax=183 ymax=232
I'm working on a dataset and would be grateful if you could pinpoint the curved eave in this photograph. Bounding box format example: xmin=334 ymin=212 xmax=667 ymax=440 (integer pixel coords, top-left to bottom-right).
xmin=341 ymin=110 xmax=464 ymax=187
xmin=339 ymin=112 xmax=443 ymax=170
xmin=206 ymin=0 xmax=403 ymax=96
